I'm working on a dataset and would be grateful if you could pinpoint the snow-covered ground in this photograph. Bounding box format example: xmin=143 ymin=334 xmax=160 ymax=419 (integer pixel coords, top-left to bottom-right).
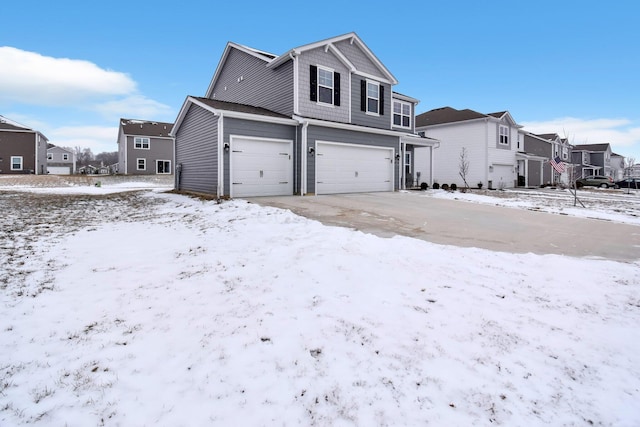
xmin=1 ymin=184 xmax=639 ymax=426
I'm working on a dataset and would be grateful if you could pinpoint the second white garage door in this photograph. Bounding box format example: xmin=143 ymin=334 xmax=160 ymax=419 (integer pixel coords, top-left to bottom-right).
xmin=231 ymin=136 xmax=293 ymax=197
xmin=47 ymin=166 xmax=71 ymax=175
xmin=316 ymin=142 xmax=394 ymax=195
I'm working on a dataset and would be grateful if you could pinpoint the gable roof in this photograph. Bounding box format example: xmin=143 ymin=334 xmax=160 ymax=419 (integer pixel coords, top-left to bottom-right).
xmin=415 ymin=107 xmax=487 ymax=127
xmin=572 ymin=143 xmax=611 ymax=152
xmin=192 ymin=97 xmax=291 ymax=119
xmin=120 ymin=118 xmax=174 ymax=137
xmin=205 ymin=33 xmax=397 ymax=98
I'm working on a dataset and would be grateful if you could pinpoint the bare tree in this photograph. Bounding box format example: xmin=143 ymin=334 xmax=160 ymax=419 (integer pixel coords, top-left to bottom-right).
xmin=95 ymin=151 xmax=118 ymax=166
xmin=624 ymin=156 xmax=637 ymax=193
xmin=458 ymin=147 xmax=470 ymax=189
xmin=73 ymin=146 xmax=94 ymax=167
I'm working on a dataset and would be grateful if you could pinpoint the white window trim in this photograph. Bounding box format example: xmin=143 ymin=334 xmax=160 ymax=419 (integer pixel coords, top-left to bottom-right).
xmin=393 ymin=100 xmax=411 ymax=128
xmin=62 ymin=154 xmax=69 ymax=161
xmin=366 ymin=80 xmax=380 ymax=115
xmin=156 ymin=159 xmax=171 ymax=174
xmin=136 ymin=158 xmax=146 ymax=170
xmin=11 ymin=156 xmax=23 ymax=170
xmin=499 ymin=125 xmax=509 ymax=145
xmin=317 ymin=66 xmax=334 ymax=106
xmin=134 ymin=137 xmax=151 ymax=150
xmin=47 ymin=153 xmax=53 ymax=160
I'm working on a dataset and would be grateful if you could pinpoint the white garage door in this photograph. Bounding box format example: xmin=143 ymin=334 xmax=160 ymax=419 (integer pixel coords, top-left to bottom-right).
xmin=48 ymin=166 xmax=71 ymax=175
xmin=316 ymin=142 xmax=394 ymax=195
xmin=491 ymin=165 xmax=514 ymax=189
xmin=231 ymin=136 xmax=293 ymax=197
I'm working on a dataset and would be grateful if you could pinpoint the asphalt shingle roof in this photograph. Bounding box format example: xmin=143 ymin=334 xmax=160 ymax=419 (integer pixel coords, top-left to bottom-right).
xmin=415 ymin=107 xmax=486 ymax=127
xmin=120 ymin=119 xmax=174 ymax=137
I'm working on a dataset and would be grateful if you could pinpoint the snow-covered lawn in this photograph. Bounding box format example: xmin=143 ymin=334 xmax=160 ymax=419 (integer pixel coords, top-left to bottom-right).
xmin=1 ymin=186 xmax=639 ymax=426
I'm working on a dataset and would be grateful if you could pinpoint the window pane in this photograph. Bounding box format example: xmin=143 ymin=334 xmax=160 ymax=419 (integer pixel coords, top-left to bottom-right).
xmin=367 ymin=82 xmax=378 ymax=98
xmin=318 ymin=69 xmax=332 ymax=87
xmin=319 ymin=86 xmax=332 ymax=104
xmin=403 ymin=116 xmax=410 ymax=127
xmin=368 ymin=98 xmax=378 ymax=113
xmin=394 ymin=102 xmax=401 ymax=113
xmin=393 ymin=115 xmax=401 ymax=125
xmin=402 ymin=104 xmax=410 ymax=115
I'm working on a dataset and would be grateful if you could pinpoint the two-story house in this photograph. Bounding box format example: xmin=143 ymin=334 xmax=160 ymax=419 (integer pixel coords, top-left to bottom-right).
xmin=520 ymin=133 xmax=572 ymax=186
xmin=117 ymin=119 xmax=174 ymax=175
xmin=0 ymin=117 xmax=48 ymax=175
xmin=571 ymin=143 xmax=612 ymax=178
xmin=47 ymin=146 xmax=76 ymax=175
xmin=610 ymin=153 xmax=625 ymax=181
xmin=415 ymin=107 xmax=522 ymax=189
xmin=171 ymin=33 xmax=438 ymax=197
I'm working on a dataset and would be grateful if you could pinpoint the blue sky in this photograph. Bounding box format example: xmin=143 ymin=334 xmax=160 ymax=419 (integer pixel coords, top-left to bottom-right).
xmin=2 ymin=0 xmax=639 ymax=162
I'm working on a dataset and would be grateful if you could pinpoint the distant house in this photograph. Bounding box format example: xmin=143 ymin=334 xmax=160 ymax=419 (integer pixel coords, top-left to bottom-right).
xmin=571 ymin=143 xmax=612 ymax=178
xmin=47 ymin=146 xmax=76 ymax=175
xmin=117 ymin=118 xmax=174 ymax=175
xmin=0 ymin=117 xmax=48 ymax=175
xmin=171 ymin=32 xmax=438 ymax=197
xmin=610 ymin=153 xmax=625 ymax=181
xmin=415 ymin=107 xmax=522 ymax=189
xmin=520 ymin=133 xmax=572 ymax=186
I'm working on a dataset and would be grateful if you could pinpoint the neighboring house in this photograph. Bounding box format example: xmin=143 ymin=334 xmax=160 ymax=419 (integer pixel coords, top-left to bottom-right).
xmin=517 ymin=132 xmax=549 ymax=187
xmin=0 ymin=116 xmax=48 ymax=175
xmin=47 ymin=146 xmax=76 ymax=175
xmin=171 ymin=32 xmax=438 ymax=197
xmin=610 ymin=153 xmax=625 ymax=181
xmin=415 ymin=107 xmax=522 ymax=189
xmin=117 ymin=118 xmax=174 ymax=175
xmin=571 ymin=143 xmax=612 ymax=178
xmin=520 ymin=133 xmax=572 ymax=186
xmin=78 ymin=161 xmax=110 ymax=175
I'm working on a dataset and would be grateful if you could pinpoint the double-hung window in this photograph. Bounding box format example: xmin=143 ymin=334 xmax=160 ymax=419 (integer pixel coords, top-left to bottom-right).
xmin=310 ymin=65 xmax=340 ymax=107
xmin=393 ymin=101 xmax=411 ymax=128
xmin=11 ymin=156 xmax=23 ymax=170
xmin=63 ymin=154 xmax=69 ymax=161
xmin=134 ymin=137 xmax=150 ymax=149
xmin=318 ymin=67 xmax=334 ymax=105
xmin=499 ymin=125 xmax=509 ymax=145
xmin=137 ymin=158 xmax=146 ymax=170
xmin=366 ymin=81 xmax=380 ymax=114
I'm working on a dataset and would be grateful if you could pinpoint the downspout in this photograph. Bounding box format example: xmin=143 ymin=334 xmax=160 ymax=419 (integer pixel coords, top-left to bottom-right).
xmin=300 ymin=120 xmax=309 ymax=196
xmin=217 ymin=112 xmax=225 ymax=197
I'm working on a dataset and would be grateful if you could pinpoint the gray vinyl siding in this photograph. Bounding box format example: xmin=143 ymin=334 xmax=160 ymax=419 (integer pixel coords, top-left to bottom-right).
xmin=333 ymin=39 xmax=387 ymax=79
xmin=350 ymin=75 xmax=392 ymax=129
xmin=222 ymin=117 xmax=297 ymax=196
xmin=297 ymin=47 xmax=350 ymax=123
xmin=175 ymin=105 xmax=219 ymax=195
xmin=210 ymin=48 xmax=294 ymax=116
xmin=125 ymin=135 xmax=174 ymax=174
xmin=305 ymin=125 xmax=399 ymax=194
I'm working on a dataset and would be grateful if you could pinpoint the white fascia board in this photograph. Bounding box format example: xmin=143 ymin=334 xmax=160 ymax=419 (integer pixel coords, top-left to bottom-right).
xmin=327 ymin=44 xmax=356 ymax=72
xmin=353 ymin=70 xmax=393 ymax=86
xmin=168 ymin=96 xmax=195 ymax=137
xmin=266 ymin=49 xmax=296 ymax=69
xmin=392 ymin=92 xmax=420 ymax=104
xmin=188 ymin=97 xmax=298 ymax=126
xmin=401 ymin=134 xmax=439 ymax=147
xmin=516 ymin=152 xmax=548 ymax=161
xmin=205 ymin=42 xmax=271 ymax=98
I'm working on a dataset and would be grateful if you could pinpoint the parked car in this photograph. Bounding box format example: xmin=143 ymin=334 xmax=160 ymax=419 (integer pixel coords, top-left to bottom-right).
xmin=615 ymin=178 xmax=640 ymax=189
xmin=575 ymin=175 xmax=616 ymax=188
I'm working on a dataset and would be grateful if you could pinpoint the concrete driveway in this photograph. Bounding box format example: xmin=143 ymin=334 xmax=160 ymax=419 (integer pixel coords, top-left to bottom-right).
xmin=246 ymin=192 xmax=640 ymax=262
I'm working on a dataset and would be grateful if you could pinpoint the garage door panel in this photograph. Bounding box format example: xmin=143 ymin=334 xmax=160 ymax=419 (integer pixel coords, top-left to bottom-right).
xmin=231 ymin=137 xmax=292 ymax=197
xmin=47 ymin=166 xmax=71 ymax=175
xmin=316 ymin=142 xmax=394 ymax=195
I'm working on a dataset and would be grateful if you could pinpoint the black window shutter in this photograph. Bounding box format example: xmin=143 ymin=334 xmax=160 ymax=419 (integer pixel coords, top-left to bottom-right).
xmin=380 ymin=85 xmax=385 ymax=115
xmin=334 ymin=72 xmax=340 ymax=106
xmin=310 ymin=65 xmax=317 ymax=102
xmin=360 ymin=79 xmax=366 ymax=111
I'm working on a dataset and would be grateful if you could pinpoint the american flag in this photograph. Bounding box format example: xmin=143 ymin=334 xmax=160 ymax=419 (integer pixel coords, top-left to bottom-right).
xmin=550 ymin=156 xmax=566 ymax=173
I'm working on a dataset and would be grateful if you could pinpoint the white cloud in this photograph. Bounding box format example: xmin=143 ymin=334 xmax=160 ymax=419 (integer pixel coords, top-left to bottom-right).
xmin=521 ymin=117 xmax=640 ymax=159
xmin=47 ymin=125 xmax=119 ymax=154
xmin=94 ymin=95 xmax=174 ymax=121
xmin=0 ymin=47 xmax=136 ymax=105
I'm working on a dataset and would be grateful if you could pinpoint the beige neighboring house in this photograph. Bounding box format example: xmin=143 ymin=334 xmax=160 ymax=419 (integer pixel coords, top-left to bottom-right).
xmin=47 ymin=146 xmax=76 ymax=175
xmin=117 ymin=118 xmax=174 ymax=175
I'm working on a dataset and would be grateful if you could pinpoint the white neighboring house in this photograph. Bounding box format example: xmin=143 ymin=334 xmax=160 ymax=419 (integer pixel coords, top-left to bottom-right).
xmin=46 ymin=146 xmax=76 ymax=175
xmin=416 ymin=107 xmax=522 ymax=189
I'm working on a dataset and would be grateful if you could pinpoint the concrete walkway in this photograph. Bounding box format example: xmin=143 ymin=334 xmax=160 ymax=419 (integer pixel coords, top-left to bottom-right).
xmin=247 ymin=192 xmax=640 ymax=262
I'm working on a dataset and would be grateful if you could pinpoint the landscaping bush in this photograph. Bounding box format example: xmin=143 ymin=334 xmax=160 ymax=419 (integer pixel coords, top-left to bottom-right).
xmin=420 ymin=182 xmax=428 ymax=190
xmin=450 ymin=183 xmax=457 ymax=191
xmin=433 ymin=182 xmax=440 ymax=190
xmin=441 ymin=183 xmax=450 ymax=191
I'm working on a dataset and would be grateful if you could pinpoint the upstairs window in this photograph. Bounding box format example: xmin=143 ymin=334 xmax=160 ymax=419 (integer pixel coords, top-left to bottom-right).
xmin=63 ymin=154 xmax=69 ymax=161
xmin=47 ymin=153 xmax=53 ymax=160
xmin=499 ymin=125 xmax=509 ymax=145
xmin=310 ymin=65 xmax=340 ymax=106
xmin=366 ymin=81 xmax=380 ymax=114
xmin=393 ymin=101 xmax=411 ymax=128
xmin=134 ymin=137 xmax=150 ymax=149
